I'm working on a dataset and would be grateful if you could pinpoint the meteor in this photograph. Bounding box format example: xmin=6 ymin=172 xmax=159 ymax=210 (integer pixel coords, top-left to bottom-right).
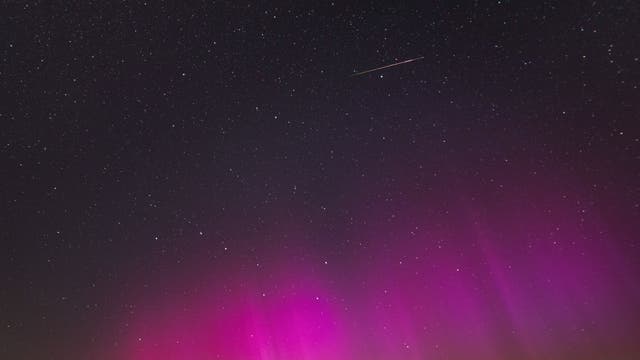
xmin=351 ymin=56 xmax=424 ymax=77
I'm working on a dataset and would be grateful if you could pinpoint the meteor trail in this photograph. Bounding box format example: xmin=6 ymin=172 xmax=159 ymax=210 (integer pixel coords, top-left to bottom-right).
xmin=351 ymin=56 xmax=424 ymax=77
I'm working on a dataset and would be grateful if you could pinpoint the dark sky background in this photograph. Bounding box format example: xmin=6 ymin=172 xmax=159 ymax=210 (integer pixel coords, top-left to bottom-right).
xmin=2 ymin=1 xmax=640 ymax=359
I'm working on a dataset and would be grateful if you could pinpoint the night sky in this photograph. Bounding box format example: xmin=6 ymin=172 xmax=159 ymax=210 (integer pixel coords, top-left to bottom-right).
xmin=2 ymin=1 xmax=640 ymax=359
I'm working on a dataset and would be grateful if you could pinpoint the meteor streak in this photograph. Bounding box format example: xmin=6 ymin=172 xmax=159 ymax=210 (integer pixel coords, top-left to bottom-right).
xmin=351 ymin=56 xmax=424 ymax=76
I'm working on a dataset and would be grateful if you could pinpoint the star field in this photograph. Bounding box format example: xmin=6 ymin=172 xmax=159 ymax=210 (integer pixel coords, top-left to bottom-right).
xmin=1 ymin=2 xmax=640 ymax=359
